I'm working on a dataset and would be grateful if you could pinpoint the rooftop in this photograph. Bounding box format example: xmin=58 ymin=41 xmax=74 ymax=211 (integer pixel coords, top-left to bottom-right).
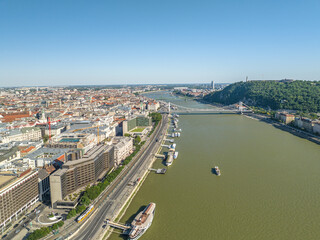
xmin=0 ymin=168 xmax=35 ymax=193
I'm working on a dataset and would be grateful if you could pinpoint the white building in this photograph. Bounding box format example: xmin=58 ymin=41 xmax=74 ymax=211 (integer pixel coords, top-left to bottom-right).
xmin=112 ymin=137 xmax=133 ymax=166
xmin=147 ymin=101 xmax=160 ymax=112
xmin=0 ymin=127 xmax=42 ymax=144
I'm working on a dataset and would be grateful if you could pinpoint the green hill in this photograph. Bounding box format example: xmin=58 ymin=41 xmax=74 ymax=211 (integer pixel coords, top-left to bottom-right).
xmin=203 ymin=80 xmax=320 ymax=112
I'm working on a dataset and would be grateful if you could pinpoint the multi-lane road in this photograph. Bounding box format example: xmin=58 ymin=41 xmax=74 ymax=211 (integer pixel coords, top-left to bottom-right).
xmin=71 ymin=114 xmax=168 ymax=240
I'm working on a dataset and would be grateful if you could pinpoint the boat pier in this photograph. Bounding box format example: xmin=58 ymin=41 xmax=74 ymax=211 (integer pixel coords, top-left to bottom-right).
xmin=149 ymin=168 xmax=167 ymax=174
xmin=106 ymin=219 xmax=131 ymax=233
xmin=155 ymin=153 xmax=165 ymax=158
xmin=161 ymin=144 xmax=170 ymax=148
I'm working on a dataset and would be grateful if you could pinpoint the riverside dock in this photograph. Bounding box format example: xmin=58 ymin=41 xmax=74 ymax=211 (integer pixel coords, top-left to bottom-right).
xmin=106 ymin=220 xmax=131 ymax=233
xmin=155 ymin=153 xmax=165 ymax=158
xmin=149 ymin=168 xmax=167 ymax=174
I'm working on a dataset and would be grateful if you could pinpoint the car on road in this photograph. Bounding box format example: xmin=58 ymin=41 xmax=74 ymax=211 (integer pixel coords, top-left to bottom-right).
xmin=15 ymin=229 xmax=20 ymax=234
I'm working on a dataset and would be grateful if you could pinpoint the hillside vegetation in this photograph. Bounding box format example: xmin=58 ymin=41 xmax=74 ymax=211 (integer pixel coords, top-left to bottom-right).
xmin=203 ymin=80 xmax=320 ymax=112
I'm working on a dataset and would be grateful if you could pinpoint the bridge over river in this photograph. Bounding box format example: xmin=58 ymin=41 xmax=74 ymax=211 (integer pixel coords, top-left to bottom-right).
xmin=159 ymin=102 xmax=253 ymax=115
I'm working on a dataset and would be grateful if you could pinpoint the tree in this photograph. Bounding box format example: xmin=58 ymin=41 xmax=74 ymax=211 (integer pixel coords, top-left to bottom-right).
xmin=76 ymin=205 xmax=86 ymax=214
xmin=81 ymin=195 xmax=91 ymax=206
xmin=66 ymin=209 xmax=77 ymax=219
xmin=134 ymin=136 xmax=141 ymax=145
xmin=203 ymin=80 xmax=320 ymax=113
xmin=43 ymin=135 xmax=49 ymax=143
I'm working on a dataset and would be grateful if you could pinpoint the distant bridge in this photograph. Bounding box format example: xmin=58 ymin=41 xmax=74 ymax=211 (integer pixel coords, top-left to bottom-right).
xmin=159 ymin=102 xmax=253 ymax=115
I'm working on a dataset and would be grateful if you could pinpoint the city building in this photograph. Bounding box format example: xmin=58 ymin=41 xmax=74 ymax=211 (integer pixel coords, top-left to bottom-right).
xmin=0 ymin=127 xmax=42 ymax=144
xmin=43 ymin=123 xmax=68 ymax=137
xmin=313 ymin=122 xmax=320 ymax=135
xmin=112 ymin=137 xmax=133 ymax=166
xmin=23 ymin=147 xmax=70 ymax=169
xmin=275 ymin=112 xmax=295 ymax=124
xmin=210 ymin=80 xmax=215 ymax=90
xmin=294 ymin=117 xmax=315 ymax=133
xmin=0 ymin=144 xmax=20 ymax=166
xmin=50 ymin=145 xmax=114 ymax=208
xmin=147 ymin=101 xmax=160 ymax=112
xmin=122 ymin=116 xmax=152 ymax=135
xmin=38 ymin=168 xmax=51 ymax=202
xmin=0 ymin=169 xmax=39 ymax=229
xmin=46 ymin=133 xmax=96 ymax=153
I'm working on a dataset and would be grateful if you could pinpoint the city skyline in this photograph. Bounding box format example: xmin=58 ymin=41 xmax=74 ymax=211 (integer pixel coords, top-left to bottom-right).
xmin=1 ymin=0 xmax=320 ymax=87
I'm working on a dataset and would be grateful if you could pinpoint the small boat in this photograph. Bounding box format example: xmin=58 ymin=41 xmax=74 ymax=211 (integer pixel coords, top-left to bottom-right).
xmin=166 ymin=152 xmax=174 ymax=166
xmin=170 ymin=143 xmax=176 ymax=149
xmin=173 ymin=151 xmax=179 ymax=159
xmin=214 ymin=166 xmax=221 ymax=176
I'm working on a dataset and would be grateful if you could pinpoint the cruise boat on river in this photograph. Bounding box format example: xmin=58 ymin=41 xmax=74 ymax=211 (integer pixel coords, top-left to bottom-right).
xmin=128 ymin=203 xmax=156 ymax=240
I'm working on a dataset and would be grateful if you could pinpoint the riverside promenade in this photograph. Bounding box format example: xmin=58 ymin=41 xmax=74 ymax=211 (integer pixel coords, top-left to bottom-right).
xmin=70 ymin=114 xmax=169 ymax=240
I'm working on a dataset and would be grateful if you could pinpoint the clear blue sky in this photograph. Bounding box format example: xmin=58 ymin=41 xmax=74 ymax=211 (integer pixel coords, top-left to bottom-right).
xmin=1 ymin=0 xmax=320 ymax=87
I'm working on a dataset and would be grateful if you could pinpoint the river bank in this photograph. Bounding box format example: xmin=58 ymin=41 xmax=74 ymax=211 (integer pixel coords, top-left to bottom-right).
xmin=103 ymin=115 xmax=169 ymax=240
xmin=243 ymin=113 xmax=320 ymax=145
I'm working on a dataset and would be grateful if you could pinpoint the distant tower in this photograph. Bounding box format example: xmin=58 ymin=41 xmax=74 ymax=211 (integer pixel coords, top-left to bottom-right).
xmin=210 ymin=81 xmax=215 ymax=90
xmin=246 ymin=76 xmax=248 ymax=82
xmin=40 ymin=109 xmax=46 ymax=123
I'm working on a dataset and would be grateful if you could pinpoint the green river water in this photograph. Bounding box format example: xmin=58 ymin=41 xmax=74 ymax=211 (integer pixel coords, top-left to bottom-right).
xmin=109 ymin=92 xmax=320 ymax=240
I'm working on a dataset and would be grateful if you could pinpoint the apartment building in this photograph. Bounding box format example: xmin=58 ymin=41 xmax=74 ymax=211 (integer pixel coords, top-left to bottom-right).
xmin=0 ymin=169 xmax=39 ymax=228
xmin=275 ymin=112 xmax=295 ymax=124
xmin=50 ymin=145 xmax=114 ymax=208
xmin=112 ymin=137 xmax=133 ymax=166
xmin=0 ymin=127 xmax=41 ymax=144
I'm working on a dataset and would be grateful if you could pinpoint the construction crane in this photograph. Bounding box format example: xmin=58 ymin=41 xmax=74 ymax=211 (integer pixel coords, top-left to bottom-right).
xmin=71 ymin=125 xmax=101 ymax=143
xmin=46 ymin=117 xmax=61 ymax=142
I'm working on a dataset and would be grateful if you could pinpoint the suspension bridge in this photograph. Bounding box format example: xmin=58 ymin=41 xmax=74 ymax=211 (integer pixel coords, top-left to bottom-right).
xmin=159 ymin=102 xmax=253 ymax=115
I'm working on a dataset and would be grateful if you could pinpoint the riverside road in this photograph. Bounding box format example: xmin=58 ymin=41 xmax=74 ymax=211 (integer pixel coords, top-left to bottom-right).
xmin=72 ymin=114 xmax=168 ymax=240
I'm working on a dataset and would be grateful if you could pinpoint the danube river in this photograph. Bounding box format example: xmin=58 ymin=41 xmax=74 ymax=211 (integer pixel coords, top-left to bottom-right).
xmin=109 ymin=92 xmax=320 ymax=240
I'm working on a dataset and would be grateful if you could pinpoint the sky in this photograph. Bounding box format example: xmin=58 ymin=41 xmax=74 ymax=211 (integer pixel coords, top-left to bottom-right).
xmin=0 ymin=0 xmax=320 ymax=87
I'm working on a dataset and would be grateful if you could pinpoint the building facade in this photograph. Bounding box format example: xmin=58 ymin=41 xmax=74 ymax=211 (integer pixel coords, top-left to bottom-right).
xmin=50 ymin=145 xmax=114 ymax=208
xmin=122 ymin=116 xmax=152 ymax=134
xmin=0 ymin=169 xmax=39 ymax=229
xmin=0 ymin=127 xmax=42 ymax=144
xmin=112 ymin=137 xmax=133 ymax=166
xmin=275 ymin=112 xmax=295 ymax=124
xmin=313 ymin=122 xmax=320 ymax=135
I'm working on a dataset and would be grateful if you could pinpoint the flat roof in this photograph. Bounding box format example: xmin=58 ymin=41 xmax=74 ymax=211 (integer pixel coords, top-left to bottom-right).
xmin=0 ymin=175 xmax=15 ymax=187
xmin=0 ymin=170 xmax=36 ymax=193
xmin=60 ymin=138 xmax=80 ymax=142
